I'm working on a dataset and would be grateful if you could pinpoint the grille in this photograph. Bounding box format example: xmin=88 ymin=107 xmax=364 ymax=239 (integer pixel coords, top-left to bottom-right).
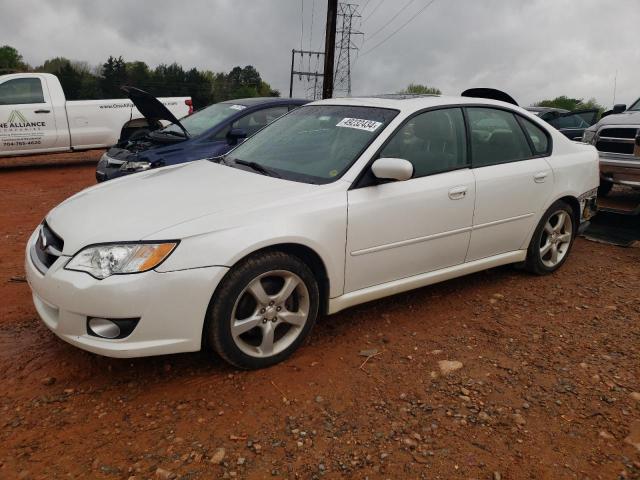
xmin=599 ymin=127 xmax=638 ymax=139
xmin=595 ymin=127 xmax=638 ymax=155
xmin=31 ymin=222 xmax=64 ymax=273
xmin=595 ymin=140 xmax=634 ymax=155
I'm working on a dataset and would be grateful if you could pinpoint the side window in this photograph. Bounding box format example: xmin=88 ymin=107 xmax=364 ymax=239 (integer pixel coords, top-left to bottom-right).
xmin=0 ymin=78 xmax=45 ymax=105
xmin=233 ymin=106 xmax=289 ymax=136
xmin=467 ymin=108 xmax=533 ymax=167
xmin=520 ymin=118 xmax=549 ymax=155
xmin=379 ymin=108 xmax=468 ymax=178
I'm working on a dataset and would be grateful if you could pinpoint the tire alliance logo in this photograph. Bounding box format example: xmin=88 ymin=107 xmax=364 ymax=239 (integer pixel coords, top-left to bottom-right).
xmin=8 ymin=110 xmax=28 ymax=123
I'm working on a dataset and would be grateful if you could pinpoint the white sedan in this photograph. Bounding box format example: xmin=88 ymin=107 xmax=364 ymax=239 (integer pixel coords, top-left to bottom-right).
xmin=26 ymin=96 xmax=599 ymax=369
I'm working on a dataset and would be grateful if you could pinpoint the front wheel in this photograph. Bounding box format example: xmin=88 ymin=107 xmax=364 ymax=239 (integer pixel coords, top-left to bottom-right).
xmin=206 ymin=251 xmax=319 ymax=369
xmin=525 ymin=201 xmax=575 ymax=275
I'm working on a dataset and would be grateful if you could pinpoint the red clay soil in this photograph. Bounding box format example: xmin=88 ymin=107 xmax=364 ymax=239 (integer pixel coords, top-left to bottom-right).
xmin=0 ymin=160 xmax=639 ymax=480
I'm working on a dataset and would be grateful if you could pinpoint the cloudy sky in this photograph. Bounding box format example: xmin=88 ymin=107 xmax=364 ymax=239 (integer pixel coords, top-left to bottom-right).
xmin=2 ymin=0 xmax=639 ymax=107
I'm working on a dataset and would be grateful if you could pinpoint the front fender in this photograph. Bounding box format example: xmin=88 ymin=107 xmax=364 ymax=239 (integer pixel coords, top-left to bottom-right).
xmin=153 ymin=194 xmax=348 ymax=298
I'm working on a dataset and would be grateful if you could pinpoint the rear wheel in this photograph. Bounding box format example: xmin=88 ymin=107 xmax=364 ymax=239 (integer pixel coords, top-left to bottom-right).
xmin=525 ymin=201 xmax=575 ymax=275
xmin=206 ymin=251 xmax=319 ymax=369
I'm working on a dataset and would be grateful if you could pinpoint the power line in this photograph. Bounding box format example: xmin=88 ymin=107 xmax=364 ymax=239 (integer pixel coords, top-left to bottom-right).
xmin=362 ymin=0 xmax=383 ymax=22
xmin=360 ymin=0 xmax=437 ymax=57
xmin=364 ymin=0 xmax=417 ymax=43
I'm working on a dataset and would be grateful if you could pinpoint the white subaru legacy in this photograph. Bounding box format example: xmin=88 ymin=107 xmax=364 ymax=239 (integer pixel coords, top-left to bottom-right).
xmin=26 ymin=96 xmax=599 ymax=369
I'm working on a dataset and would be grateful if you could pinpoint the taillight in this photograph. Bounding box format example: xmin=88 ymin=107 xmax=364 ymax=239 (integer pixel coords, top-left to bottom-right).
xmin=185 ymin=99 xmax=193 ymax=115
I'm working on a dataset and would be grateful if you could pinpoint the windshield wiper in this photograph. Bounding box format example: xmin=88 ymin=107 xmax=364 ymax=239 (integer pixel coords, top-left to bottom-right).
xmin=158 ymin=129 xmax=189 ymax=138
xmin=232 ymin=159 xmax=281 ymax=178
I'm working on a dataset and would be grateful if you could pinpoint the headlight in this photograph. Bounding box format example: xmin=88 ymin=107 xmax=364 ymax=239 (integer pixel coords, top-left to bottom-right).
xmin=65 ymin=242 xmax=178 ymax=279
xmin=120 ymin=160 xmax=151 ymax=172
xmin=582 ymin=129 xmax=596 ymax=145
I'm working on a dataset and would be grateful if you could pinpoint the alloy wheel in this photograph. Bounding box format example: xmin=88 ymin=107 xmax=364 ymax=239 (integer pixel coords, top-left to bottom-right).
xmin=539 ymin=210 xmax=573 ymax=268
xmin=230 ymin=270 xmax=310 ymax=358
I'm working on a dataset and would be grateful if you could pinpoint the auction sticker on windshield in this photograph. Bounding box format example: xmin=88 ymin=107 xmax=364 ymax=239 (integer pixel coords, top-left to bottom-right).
xmin=229 ymin=105 xmax=247 ymax=111
xmin=336 ymin=118 xmax=383 ymax=132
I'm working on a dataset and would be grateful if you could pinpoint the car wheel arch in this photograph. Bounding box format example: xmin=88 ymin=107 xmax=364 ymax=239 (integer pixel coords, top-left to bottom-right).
xmin=201 ymin=242 xmax=331 ymax=349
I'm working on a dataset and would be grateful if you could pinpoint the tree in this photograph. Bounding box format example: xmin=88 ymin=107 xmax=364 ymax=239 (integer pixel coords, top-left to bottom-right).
xmin=0 ymin=45 xmax=28 ymax=72
xmin=534 ymin=95 xmax=603 ymax=112
xmin=100 ymin=56 xmax=128 ymax=98
xmin=399 ymin=83 xmax=441 ymax=95
xmin=3 ymin=47 xmax=279 ymax=107
xmin=36 ymin=57 xmax=100 ymax=100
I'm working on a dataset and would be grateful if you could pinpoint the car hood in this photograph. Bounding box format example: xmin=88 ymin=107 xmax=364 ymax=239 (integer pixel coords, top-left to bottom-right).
xmin=46 ymin=161 xmax=320 ymax=255
xmin=596 ymin=110 xmax=640 ymax=127
xmin=122 ymin=86 xmax=189 ymax=136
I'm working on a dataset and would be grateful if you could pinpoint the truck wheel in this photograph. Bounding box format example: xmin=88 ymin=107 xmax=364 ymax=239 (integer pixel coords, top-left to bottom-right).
xmin=598 ymin=180 xmax=613 ymax=197
xmin=206 ymin=251 xmax=319 ymax=369
xmin=525 ymin=201 xmax=575 ymax=275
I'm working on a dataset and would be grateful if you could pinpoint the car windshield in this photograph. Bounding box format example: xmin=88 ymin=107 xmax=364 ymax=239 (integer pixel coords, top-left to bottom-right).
xmin=629 ymin=98 xmax=640 ymax=111
xmin=225 ymin=104 xmax=398 ymax=184
xmin=161 ymin=102 xmax=247 ymax=137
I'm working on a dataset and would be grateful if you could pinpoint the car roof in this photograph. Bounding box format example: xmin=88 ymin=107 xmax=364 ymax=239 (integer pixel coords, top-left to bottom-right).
xmin=308 ymin=95 xmax=531 ymax=114
xmin=221 ymin=97 xmax=308 ymax=107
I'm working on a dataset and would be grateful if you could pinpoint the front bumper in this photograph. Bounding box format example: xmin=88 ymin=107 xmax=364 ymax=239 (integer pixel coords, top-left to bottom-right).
xmin=25 ymin=230 xmax=229 ymax=358
xmin=599 ymin=153 xmax=640 ymax=188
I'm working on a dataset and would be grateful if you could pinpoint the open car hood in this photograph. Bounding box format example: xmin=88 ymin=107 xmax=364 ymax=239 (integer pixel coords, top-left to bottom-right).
xmin=122 ymin=86 xmax=189 ymax=136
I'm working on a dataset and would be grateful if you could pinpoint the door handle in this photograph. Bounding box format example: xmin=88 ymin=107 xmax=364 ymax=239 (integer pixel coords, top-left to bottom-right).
xmin=533 ymin=172 xmax=548 ymax=183
xmin=448 ymin=186 xmax=468 ymax=200
xmin=34 ymin=109 xmax=50 ymax=114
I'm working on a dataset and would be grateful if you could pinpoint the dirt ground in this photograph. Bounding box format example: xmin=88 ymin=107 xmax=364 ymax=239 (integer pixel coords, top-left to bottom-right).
xmin=1 ymin=154 xmax=639 ymax=480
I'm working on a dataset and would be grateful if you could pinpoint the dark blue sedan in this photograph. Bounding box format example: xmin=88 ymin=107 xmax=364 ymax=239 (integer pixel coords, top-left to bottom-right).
xmin=96 ymin=92 xmax=308 ymax=182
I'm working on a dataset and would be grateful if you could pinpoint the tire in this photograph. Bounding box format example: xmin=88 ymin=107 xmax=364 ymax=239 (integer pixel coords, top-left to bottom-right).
xmin=525 ymin=200 xmax=576 ymax=275
xmin=206 ymin=251 xmax=320 ymax=369
xmin=598 ymin=180 xmax=613 ymax=197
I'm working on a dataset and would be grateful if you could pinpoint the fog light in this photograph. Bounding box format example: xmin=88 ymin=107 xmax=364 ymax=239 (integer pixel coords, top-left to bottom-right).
xmin=88 ymin=318 xmax=120 ymax=338
xmin=87 ymin=317 xmax=139 ymax=339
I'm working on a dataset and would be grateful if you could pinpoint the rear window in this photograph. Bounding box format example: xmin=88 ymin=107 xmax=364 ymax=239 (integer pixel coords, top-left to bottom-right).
xmin=520 ymin=118 xmax=549 ymax=155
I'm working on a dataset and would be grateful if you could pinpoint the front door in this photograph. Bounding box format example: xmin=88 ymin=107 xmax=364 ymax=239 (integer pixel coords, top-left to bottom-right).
xmin=0 ymin=76 xmax=58 ymax=154
xmin=345 ymin=107 xmax=475 ymax=293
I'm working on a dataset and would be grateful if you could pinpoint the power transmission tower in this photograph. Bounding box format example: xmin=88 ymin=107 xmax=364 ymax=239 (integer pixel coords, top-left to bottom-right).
xmin=333 ymin=3 xmax=363 ymax=97
xmin=289 ymin=49 xmax=325 ymax=99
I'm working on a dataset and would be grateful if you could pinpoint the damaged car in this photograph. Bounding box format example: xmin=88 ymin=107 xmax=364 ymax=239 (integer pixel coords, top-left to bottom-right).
xmin=95 ymin=88 xmax=307 ymax=182
xmin=27 ymin=95 xmax=598 ymax=369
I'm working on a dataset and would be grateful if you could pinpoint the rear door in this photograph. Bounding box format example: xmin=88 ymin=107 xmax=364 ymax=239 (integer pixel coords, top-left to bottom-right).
xmin=0 ymin=76 xmax=58 ymax=154
xmin=466 ymin=107 xmax=554 ymax=261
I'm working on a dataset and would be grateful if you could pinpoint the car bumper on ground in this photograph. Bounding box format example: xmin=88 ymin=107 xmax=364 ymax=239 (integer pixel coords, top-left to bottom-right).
xmin=25 ymin=230 xmax=229 ymax=358
xmin=599 ymin=153 xmax=640 ymax=188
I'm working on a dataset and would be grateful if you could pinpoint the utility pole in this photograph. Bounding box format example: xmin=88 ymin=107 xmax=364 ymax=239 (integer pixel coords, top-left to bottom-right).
xmin=322 ymin=0 xmax=338 ymax=99
xmin=334 ymin=3 xmax=362 ymax=97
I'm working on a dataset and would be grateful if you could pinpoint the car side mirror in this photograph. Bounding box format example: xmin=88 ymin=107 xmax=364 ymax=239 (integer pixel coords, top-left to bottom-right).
xmin=613 ymin=104 xmax=627 ymax=114
xmin=371 ymin=158 xmax=414 ymax=182
xmin=227 ymin=128 xmax=248 ymax=146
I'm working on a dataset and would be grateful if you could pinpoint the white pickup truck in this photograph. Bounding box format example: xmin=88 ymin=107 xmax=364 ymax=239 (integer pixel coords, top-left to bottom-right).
xmin=0 ymin=73 xmax=192 ymax=157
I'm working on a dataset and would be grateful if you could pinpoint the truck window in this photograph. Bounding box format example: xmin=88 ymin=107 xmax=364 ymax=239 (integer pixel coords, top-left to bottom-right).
xmin=0 ymin=78 xmax=45 ymax=105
